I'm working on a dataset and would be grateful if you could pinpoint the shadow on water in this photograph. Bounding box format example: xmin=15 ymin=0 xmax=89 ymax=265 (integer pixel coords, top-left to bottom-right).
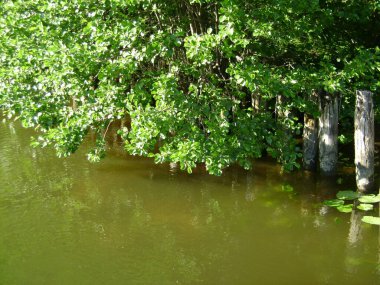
xmin=0 ymin=119 xmax=380 ymax=284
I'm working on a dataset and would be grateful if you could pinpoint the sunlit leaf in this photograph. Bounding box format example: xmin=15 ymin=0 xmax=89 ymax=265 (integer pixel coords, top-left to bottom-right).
xmin=323 ymin=199 xmax=344 ymax=207
xmin=358 ymin=194 xmax=380 ymax=204
xmin=357 ymin=203 xmax=374 ymax=211
xmin=361 ymin=216 xmax=380 ymax=225
xmin=336 ymin=204 xmax=353 ymax=213
xmin=336 ymin=191 xmax=359 ymax=200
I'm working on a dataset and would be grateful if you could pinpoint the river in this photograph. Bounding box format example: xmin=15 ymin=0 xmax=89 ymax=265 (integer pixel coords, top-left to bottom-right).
xmin=0 ymin=120 xmax=379 ymax=284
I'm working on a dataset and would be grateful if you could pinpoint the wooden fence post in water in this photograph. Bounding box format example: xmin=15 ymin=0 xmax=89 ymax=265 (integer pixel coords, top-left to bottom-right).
xmin=303 ymin=91 xmax=318 ymax=171
xmin=355 ymin=90 xmax=374 ymax=192
xmin=318 ymin=93 xmax=339 ymax=175
xmin=303 ymin=113 xmax=318 ymax=170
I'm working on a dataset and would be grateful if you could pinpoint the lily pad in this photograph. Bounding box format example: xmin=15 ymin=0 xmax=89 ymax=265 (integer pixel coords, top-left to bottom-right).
xmin=357 ymin=203 xmax=374 ymax=211
xmin=361 ymin=216 xmax=380 ymax=225
xmin=336 ymin=190 xmax=360 ymax=201
xmin=281 ymin=184 xmax=294 ymax=192
xmin=323 ymin=199 xmax=344 ymax=207
xmin=358 ymin=194 xmax=380 ymax=204
xmin=336 ymin=204 xmax=353 ymax=213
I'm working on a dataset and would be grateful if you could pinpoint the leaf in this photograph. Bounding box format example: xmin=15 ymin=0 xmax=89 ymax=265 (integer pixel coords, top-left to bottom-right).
xmin=336 ymin=204 xmax=353 ymax=213
xmin=336 ymin=190 xmax=359 ymax=200
xmin=281 ymin=184 xmax=294 ymax=192
xmin=323 ymin=199 xmax=344 ymax=207
xmin=357 ymin=203 xmax=374 ymax=211
xmin=361 ymin=216 xmax=380 ymax=225
xmin=358 ymin=194 xmax=380 ymax=204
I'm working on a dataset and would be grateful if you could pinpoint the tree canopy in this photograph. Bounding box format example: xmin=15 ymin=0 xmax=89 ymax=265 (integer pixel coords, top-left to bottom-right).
xmin=0 ymin=0 xmax=379 ymax=175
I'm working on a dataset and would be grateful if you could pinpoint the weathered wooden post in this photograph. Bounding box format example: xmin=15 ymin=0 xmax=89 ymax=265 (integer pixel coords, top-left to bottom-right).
xmin=303 ymin=91 xmax=318 ymax=171
xmin=70 ymin=96 xmax=77 ymax=110
xmin=276 ymin=94 xmax=290 ymax=121
xmin=355 ymin=90 xmax=374 ymax=192
xmin=318 ymin=93 xmax=339 ymax=175
xmin=303 ymin=113 xmax=318 ymax=170
xmin=276 ymin=94 xmax=294 ymax=156
xmin=251 ymin=93 xmax=261 ymax=114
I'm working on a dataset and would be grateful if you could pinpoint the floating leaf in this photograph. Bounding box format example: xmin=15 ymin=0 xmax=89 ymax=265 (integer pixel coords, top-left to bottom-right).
xmin=361 ymin=216 xmax=380 ymax=225
xmin=358 ymin=194 xmax=380 ymax=204
xmin=357 ymin=203 xmax=374 ymax=211
xmin=336 ymin=204 xmax=353 ymax=213
xmin=281 ymin=184 xmax=294 ymax=192
xmin=323 ymin=199 xmax=344 ymax=207
xmin=336 ymin=190 xmax=359 ymax=200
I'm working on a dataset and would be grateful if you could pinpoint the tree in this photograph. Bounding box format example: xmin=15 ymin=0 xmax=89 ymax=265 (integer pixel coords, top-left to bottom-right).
xmin=0 ymin=0 xmax=379 ymax=175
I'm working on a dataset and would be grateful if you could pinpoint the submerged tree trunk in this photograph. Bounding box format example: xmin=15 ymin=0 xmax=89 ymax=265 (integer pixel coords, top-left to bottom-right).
xmin=318 ymin=93 xmax=339 ymax=175
xmin=355 ymin=90 xmax=374 ymax=192
xmin=303 ymin=91 xmax=319 ymax=171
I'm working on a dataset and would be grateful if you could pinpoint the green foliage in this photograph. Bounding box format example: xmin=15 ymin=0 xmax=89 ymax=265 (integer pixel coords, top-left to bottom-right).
xmin=323 ymin=199 xmax=344 ymax=207
xmin=336 ymin=204 xmax=353 ymax=213
xmin=336 ymin=190 xmax=360 ymax=201
xmin=324 ymin=189 xmax=379 ymax=217
xmin=357 ymin=204 xmax=374 ymax=211
xmin=358 ymin=194 xmax=380 ymax=204
xmin=361 ymin=216 xmax=380 ymax=225
xmin=0 ymin=0 xmax=379 ymax=174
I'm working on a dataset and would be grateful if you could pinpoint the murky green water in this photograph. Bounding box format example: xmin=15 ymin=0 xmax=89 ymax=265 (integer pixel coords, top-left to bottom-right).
xmin=0 ymin=120 xmax=379 ymax=284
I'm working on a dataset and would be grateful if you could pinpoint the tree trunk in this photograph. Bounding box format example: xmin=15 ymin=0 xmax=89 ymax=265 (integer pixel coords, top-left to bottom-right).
xmin=303 ymin=91 xmax=319 ymax=171
xmin=251 ymin=93 xmax=261 ymax=114
xmin=355 ymin=90 xmax=374 ymax=192
xmin=303 ymin=113 xmax=318 ymax=170
xmin=318 ymin=93 xmax=339 ymax=175
xmin=70 ymin=96 xmax=77 ymax=110
xmin=276 ymin=94 xmax=290 ymax=121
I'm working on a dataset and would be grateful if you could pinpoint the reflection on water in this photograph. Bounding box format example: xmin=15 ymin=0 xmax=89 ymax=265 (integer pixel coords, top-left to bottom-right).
xmin=379 ymin=207 xmax=380 ymax=275
xmin=0 ymin=120 xmax=379 ymax=284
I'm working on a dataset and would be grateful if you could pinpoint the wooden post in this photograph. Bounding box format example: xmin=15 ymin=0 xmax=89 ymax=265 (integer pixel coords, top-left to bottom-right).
xmin=303 ymin=113 xmax=318 ymax=170
xmin=318 ymin=93 xmax=339 ymax=175
xmin=355 ymin=90 xmax=374 ymax=192
xmin=276 ymin=94 xmax=290 ymax=121
xmin=303 ymin=91 xmax=319 ymax=171
xmin=251 ymin=93 xmax=261 ymax=114
xmin=276 ymin=94 xmax=294 ymax=136
xmin=70 ymin=96 xmax=77 ymax=110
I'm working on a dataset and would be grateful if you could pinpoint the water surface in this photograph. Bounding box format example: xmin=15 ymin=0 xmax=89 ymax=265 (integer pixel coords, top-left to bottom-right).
xmin=0 ymin=120 xmax=379 ymax=284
